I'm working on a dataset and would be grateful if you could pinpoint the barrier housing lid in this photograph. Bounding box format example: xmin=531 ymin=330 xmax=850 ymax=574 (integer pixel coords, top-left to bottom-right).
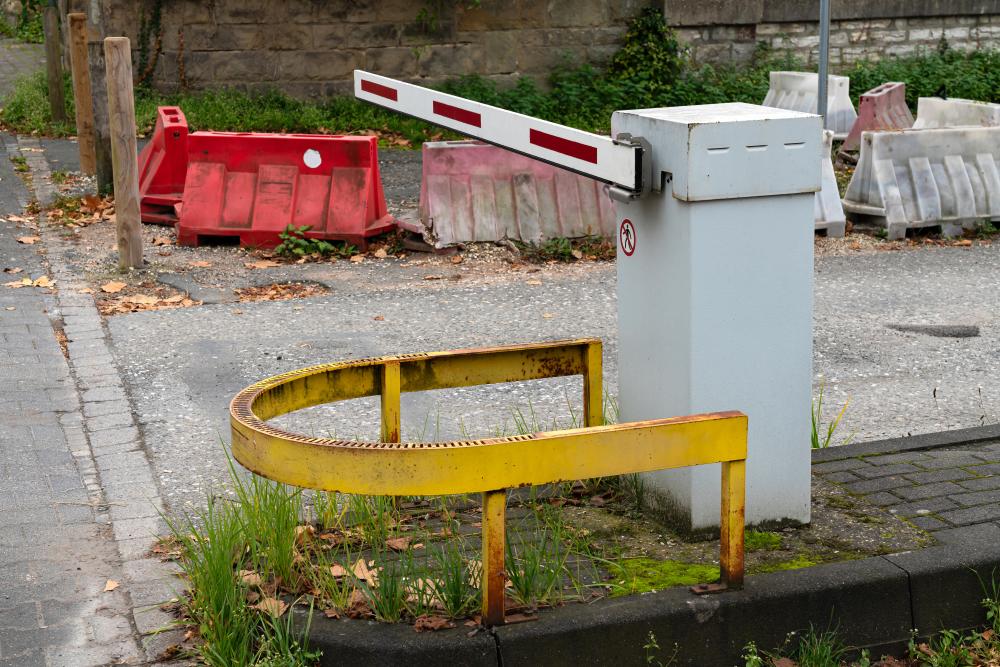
xmin=611 ymin=103 xmax=823 ymax=201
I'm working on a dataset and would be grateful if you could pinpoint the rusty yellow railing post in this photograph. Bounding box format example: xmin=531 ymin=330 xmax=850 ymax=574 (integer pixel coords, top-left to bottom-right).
xmin=481 ymin=488 xmax=507 ymax=625
xmin=379 ymin=360 xmax=401 ymax=443
xmin=583 ymin=340 xmax=603 ymax=427
xmin=720 ymin=459 xmax=745 ymax=589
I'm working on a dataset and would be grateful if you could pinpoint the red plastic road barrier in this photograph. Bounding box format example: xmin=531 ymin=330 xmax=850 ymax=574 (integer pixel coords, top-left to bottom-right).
xmin=841 ymin=82 xmax=914 ymax=151
xmin=137 ymin=106 xmax=188 ymax=224
xmin=137 ymin=106 xmax=394 ymax=248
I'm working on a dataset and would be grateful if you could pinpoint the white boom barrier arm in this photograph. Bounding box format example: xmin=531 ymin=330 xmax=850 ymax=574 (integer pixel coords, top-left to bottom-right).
xmin=353 ymin=70 xmax=649 ymax=199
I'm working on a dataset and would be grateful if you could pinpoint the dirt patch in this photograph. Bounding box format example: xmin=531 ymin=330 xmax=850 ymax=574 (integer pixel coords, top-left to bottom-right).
xmin=95 ymin=280 xmax=200 ymax=316
xmin=234 ymin=282 xmax=328 ymax=303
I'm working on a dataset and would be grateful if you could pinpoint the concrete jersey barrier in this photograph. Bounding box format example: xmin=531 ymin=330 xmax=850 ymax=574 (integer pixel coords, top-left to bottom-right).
xmin=414 ymin=140 xmax=616 ymax=248
xmin=762 ymin=71 xmax=858 ymax=140
xmin=842 ymin=82 xmax=914 ymax=152
xmin=815 ymin=130 xmax=846 ymax=236
xmin=912 ymin=97 xmax=1000 ymax=129
xmin=842 ymin=126 xmax=1000 ymax=239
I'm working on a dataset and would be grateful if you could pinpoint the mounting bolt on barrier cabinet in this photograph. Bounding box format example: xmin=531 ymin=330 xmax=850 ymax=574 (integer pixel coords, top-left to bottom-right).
xmin=352 ymin=70 xmax=821 ymax=533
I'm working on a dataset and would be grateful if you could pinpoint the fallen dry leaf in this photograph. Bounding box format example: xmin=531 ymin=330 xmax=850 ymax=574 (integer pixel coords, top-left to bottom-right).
xmin=189 ymin=260 xmax=212 ymax=268
xmin=104 ymin=579 xmax=119 ymax=592
xmin=240 ymin=570 xmax=263 ymax=587
xmin=525 ymin=279 xmax=542 ymax=286
xmin=32 ymin=276 xmax=54 ymax=288
xmin=451 ymin=255 xmax=463 ymax=264
xmin=163 ymin=294 xmax=185 ymax=303
xmin=330 ymin=564 xmax=348 ymax=578
xmin=295 ymin=525 xmax=315 ymax=545
xmin=373 ymin=248 xmax=388 ymax=259
xmin=373 ymin=315 xmax=385 ymax=321
xmin=4 ymin=278 xmax=31 ymax=288
xmin=423 ymin=275 xmax=443 ymax=281
xmin=386 ymin=536 xmax=412 ymax=551
xmin=252 ymin=597 xmax=288 ymax=617
xmin=571 ymin=249 xmax=583 ymax=260
xmin=5 ymin=214 xmax=32 ymax=223
xmin=323 ymin=608 xmax=340 ymax=619
xmin=4 ymin=306 xmax=14 ymax=311
xmin=542 ymin=313 xmax=554 ymax=319
xmin=349 ymin=254 xmax=365 ymax=264
xmin=16 ymin=236 xmax=39 ymax=245
xmin=346 ymin=589 xmax=371 ymax=619
xmin=152 ymin=236 xmax=173 ymax=246
xmin=956 ymin=239 xmax=973 ymax=247
xmin=245 ymin=259 xmax=280 ymax=269
xmin=413 ymin=615 xmax=455 ymax=632
xmin=2 ymin=267 xmax=22 ymax=274
xmin=101 ymin=281 xmax=127 ymax=294
xmin=78 ymin=287 xmax=95 ymax=294
xmin=122 ymin=294 xmax=158 ymax=305
xmin=352 ymin=558 xmax=378 ymax=586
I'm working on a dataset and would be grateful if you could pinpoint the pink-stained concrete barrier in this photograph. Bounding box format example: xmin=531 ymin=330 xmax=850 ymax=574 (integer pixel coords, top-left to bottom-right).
xmin=842 ymin=82 xmax=914 ymax=152
xmin=412 ymin=141 xmax=616 ymax=248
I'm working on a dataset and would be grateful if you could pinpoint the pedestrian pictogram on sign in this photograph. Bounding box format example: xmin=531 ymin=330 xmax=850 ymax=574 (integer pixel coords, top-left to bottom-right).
xmin=620 ymin=219 xmax=636 ymax=256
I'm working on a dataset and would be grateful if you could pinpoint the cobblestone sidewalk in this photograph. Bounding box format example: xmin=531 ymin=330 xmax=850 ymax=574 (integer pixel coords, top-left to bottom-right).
xmin=814 ymin=437 xmax=1000 ymax=532
xmin=0 ymin=131 xmax=184 ymax=665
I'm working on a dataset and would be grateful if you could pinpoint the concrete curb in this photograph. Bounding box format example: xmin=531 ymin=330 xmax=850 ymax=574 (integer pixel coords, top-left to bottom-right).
xmin=304 ymin=525 xmax=1000 ymax=666
xmin=812 ymin=424 xmax=1000 ymax=463
xmin=304 ymin=429 xmax=1000 ymax=666
xmin=18 ymin=137 xmax=186 ymax=662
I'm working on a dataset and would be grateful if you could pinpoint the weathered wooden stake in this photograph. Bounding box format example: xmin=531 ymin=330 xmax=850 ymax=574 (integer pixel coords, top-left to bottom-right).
xmin=43 ymin=4 xmax=67 ymax=124
xmin=67 ymin=13 xmax=95 ymax=175
xmin=88 ymin=37 xmax=113 ymax=192
xmin=103 ymin=37 xmax=143 ymax=270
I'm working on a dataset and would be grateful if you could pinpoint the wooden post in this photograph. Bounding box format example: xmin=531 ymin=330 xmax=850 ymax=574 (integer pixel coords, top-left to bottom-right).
xmin=43 ymin=4 xmax=67 ymax=124
xmin=103 ymin=37 xmax=143 ymax=270
xmin=67 ymin=14 xmax=95 ymax=175
xmin=88 ymin=34 xmax=113 ymax=192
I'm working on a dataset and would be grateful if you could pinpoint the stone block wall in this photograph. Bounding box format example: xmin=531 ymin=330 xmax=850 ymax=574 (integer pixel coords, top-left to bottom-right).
xmin=666 ymin=0 xmax=1000 ymax=66
xmin=82 ymin=0 xmax=1000 ymax=97
xmin=95 ymin=0 xmax=656 ymax=97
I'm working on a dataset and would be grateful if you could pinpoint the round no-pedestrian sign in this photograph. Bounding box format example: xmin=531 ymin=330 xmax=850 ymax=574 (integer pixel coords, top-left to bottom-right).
xmin=619 ymin=219 xmax=636 ymax=256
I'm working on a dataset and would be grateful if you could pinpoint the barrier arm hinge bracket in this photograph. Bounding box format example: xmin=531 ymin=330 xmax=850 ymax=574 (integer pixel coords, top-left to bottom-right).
xmin=606 ymin=133 xmax=652 ymax=203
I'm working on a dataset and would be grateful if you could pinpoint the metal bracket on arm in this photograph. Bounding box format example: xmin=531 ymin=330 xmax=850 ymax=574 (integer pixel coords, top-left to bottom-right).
xmin=606 ymin=133 xmax=652 ymax=203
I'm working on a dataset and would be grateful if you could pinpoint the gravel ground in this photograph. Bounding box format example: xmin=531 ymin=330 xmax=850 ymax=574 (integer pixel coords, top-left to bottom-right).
xmin=30 ymin=138 xmax=1000 ymax=513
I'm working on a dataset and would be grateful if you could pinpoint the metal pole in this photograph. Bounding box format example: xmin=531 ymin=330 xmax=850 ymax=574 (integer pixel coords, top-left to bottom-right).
xmin=817 ymin=0 xmax=831 ymax=123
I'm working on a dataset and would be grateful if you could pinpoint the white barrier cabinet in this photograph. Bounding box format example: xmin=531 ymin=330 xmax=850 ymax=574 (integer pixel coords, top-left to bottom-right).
xmin=354 ymin=71 xmax=821 ymax=531
xmin=612 ymin=104 xmax=820 ymax=530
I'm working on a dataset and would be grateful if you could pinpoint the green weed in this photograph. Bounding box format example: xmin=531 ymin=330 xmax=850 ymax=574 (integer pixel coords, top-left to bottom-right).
xmin=9 ymin=155 xmax=27 ymax=172
xmin=345 ymin=494 xmax=398 ymax=548
xmin=274 ymin=224 xmax=356 ymax=259
xmin=812 ymin=380 xmax=852 ymax=449
xmin=253 ymin=599 xmax=321 ymax=667
xmin=505 ymin=530 xmax=566 ymax=606
xmin=229 ymin=461 xmax=303 ymax=588
xmin=362 ymin=555 xmax=408 ymax=622
xmin=166 ymin=497 xmax=256 ymax=666
xmin=430 ymin=542 xmax=479 ymax=618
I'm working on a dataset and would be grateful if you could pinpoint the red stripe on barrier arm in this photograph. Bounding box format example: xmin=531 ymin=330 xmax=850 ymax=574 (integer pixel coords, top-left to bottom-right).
xmin=361 ymin=79 xmax=398 ymax=101
xmin=433 ymin=101 xmax=482 ymax=128
xmin=529 ymin=129 xmax=598 ymax=164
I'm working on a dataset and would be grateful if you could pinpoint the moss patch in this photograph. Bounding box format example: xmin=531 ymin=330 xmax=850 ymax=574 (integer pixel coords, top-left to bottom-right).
xmin=745 ymin=530 xmax=783 ymax=551
xmin=609 ymin=558 xmax=719 ymax=596
xmin=754 ymin=554 xmax=819 ymax=574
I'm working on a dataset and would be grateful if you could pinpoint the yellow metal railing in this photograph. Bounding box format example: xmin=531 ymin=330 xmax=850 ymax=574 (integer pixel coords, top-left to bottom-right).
xmin=230 ymin=338 xmax=747 ymax=625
